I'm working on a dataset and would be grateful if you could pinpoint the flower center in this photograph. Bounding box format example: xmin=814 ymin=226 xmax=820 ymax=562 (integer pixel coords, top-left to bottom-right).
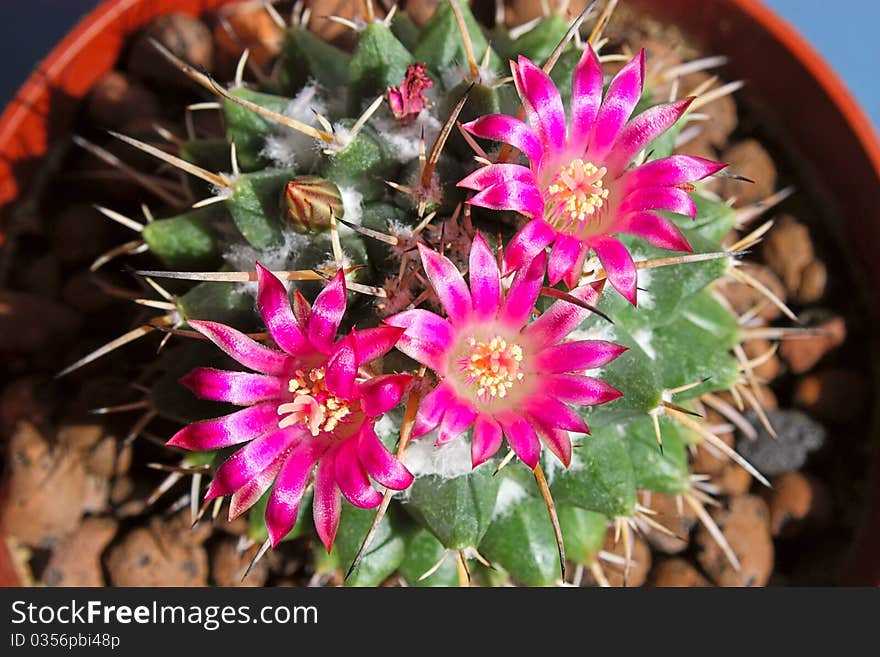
xmin=277 ymin=368 xmax=353 ymax=436
xmin=457 ymin=335 xmax=525 ymax=401
xmin=545 ymin=159 xmax=610 ymax=236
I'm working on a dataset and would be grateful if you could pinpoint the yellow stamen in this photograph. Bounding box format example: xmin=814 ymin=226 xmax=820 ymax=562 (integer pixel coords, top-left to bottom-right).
xmin=546 ymin=159 xmax=610 ymax=234
xmin=277 ymin=368 xmax=353 ymax=436
xmin=459 ymin=336 xmax=525 ymax=400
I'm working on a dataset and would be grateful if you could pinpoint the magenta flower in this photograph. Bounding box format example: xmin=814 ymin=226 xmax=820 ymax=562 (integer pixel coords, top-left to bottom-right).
xmin=458 ymin=47 xmax=726 ymax=304
xmin=385 ymin=235 xmax=626 ymax=469
xmin=167 ymin=264 xmax=413 ymax=551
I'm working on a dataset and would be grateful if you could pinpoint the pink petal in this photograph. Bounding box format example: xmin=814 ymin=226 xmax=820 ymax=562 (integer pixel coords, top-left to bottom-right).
xmin=535 ymin=340 xmax=628 ymax=373
xmin=547 ymin=234 xmax=583 ymax=286
xmin=417 ymin=243 xmax=472 ymax=324
xmin=546 ymin=374 xmax=623 ymax=405
xmin=205 ymin=427 xmax=298 ymax=499
xmin=458 ymin=163 xmax=536 ymax=191
xmin=353 ymin=326 xmax=406 ymax=366
xmin=358 ymin=374 xmax=412 ymax=416
xmin=525 ymin=396 xmax=589 ymax=433
xmin=468 ymin=181 xmax=545 ymax=220
xmin=188 ymin=320 xmax=293 ymax=377
xmin=524 ymin=280 xmax=605 ymax=348
xmin=468 ymin=232 xmax=502 ymax=320
xmin=335 ymin=438 xmax=383 ymax=508
xmin=325 ymin=335 xmax=357 ymax=399
xmin=412 ymin=382 xmax=455 ymax=438
xmin=462 ymin=114 xmax=543 ymax=166
xmin=313 ymin=452 xmax=341 ymax=551
xmin=436 ymin=399 xmax=477 ymax=446
xmin=587 ymin=49 xmax=645 ymax=162
xmin=266 ymin=444 xmax=320 ymax=546
xmin=513 ymin=56 xmax=566 ymax=154
xmin=620 ymin=186 xmax=697 ymax=218
xmin=503 ymin=219 xmax=556 ymax=274
xmin=621 ymin=212 xmax=693 ymax=252
xmin=620 ymin=154 xmax=727 ymax=190
xmin=228 ymin=455 xmax=285 ymax=520
xmin=357 ymin=422 xmax=414 ymax=490
xmin=569 ymin=45 xmax=604 ymax=153
xmin=179 ymin=368 xmax=284 ymax=405
xmin=307 ymin=270 xmax=347 ymax=353
xmin=385 ymin=309 xmax=454 ymax=373
xmin=537 ymin=426 xmax=572 ymax=468
xmin=256 ymin=262 xmax=309 ymax=356
xmin=496 ymin=411 xmax=540 ymax=469
xmin=563 ymin=243 xmax=590 ymax=289
xmin=471 ymin=414 xmax=503 ymax=468
xmin=500 ymin=248 xmax=546 ymax=328
xmin=167 ymin=402 xmax=280 ymax=451
xmin=605 ymin=98 xmax=694 ymax=174
xmin=589 ymin=235 xmax=638 ymax=305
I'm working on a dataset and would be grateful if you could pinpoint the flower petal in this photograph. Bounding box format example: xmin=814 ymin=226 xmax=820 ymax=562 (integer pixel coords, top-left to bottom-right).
xmin=524 ymin=280 xmax=605 ymax=348
xmin=569 ymin=45 xmax=604 ymax=153
xmin=620 ymin=154 xmax=727 ymax=190
xmin=167 ymin=402 xmax=280 ymax=451
xmin=335 ymin=438 xmax=383 ymax=508
xmin=256 ymin=262 xmax=309 ymax=356
xmin=547 ymin=234 xmax=584 ymax=286
xmin=205 ymin=427 xmax=298 ymax=499
xmin=535 ymin=340 xmax=628 ymax=373
xmin=458 ymin=163 xmax=536 ymax=191
xmin=513 ymin=56 xmax=566 ymax=154
xmin=265 ymin=444 xmax=320 ymax=546
xmin=385 ymin=309 xmax=454 ymax=373
xmin=497 ymin=411 xmax=540 ymax=469
xmin=537 ymin=426 xmax=573 ymax=468
xmin=179 ymin=368 xmax=284 ymax=405
xmin=525 ymin=396 xmax=589 ymax=433
xmin=325 ymin=335 xmax=357 ymax=399
xmin=471 ymin=414 xmax=503 ymax=468
xmin=357 ymin=422 xmax=414 ymax=490
xmin=417 ymin=243 xmax=472 ymax=324
xmin=468 ymin=181 xmax=545 ymax=220
xmin=436 ymin=399 xmax=477 ymax=446
xmin=468 ymin=232 xmax=502 ymax=320
xmin=503 ymin=219 xmax=556 ymax=274
xmin=313 ymin=451 xmax=341 ymax=551
xmin=620 ymin=186 xmax=697 ymax=218
xmin=500 ymin=248 xmax=546 ymax=328
xmin=358 ymin=374 xmax=412 ymax=417
xmin=546 ymin=374 xmax=623 ymax=405
xmin=587 ymin=49 xmax=645 ymax=161
xmin=462 ymin=114 xmax=543 ymax=166
xmin=188 ymin=320 xmax=293 ymax=376
xmin=621 ymin=212 xmax=693 ymax=252
xmin=353 ymin=325 xmax=406 ymax=366
xmin=589 ymin=235 xmax=638 ymax=305
xmin=228 ymin=455 xmax=285 ymax=520
xmin=308 ymin=270 xmax=347 ymax=353
xmin=605 ymin=98 xmax=694 ymax=174
xmin=412 ymin=382 xmax=455 ymax=438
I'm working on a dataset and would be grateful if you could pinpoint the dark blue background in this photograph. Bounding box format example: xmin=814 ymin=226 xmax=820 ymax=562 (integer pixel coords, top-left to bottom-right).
xmin=1 ymin=1 xmax=877 ymax=127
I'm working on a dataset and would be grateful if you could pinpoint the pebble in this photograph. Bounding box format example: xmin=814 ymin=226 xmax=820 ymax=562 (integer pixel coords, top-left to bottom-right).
xmin=779 ymin=316 xmax=845 ymax=374
xmin=720 ymin=140 xmax=778 ymax=206
xmin=214 ymin=3 xmax=284 ymax=75
xmin=736 ymin=409 xmax=825 ymax=476
xmin=691 ymin=416 xmax=734 ymax=476
xmin=86 ymin=71 xmax=160 ymax=130
xmin=767 ymin=472 xmax=830 ymax=537
xmin=128 ymin=14 xmax=214 ymax=86
xmin=795 ymin=369 xmax=867 ymax=422
xmin=742 ymin=337 xmax=781 ymax=381
xmin=211 ymin=539 xmax=270 ymax=587
xmin=41 ymin=518 xmax=117 ymax=587
xmin=696 ymin=495 xmax=774 ymax=587
xmin=797 ymin=258 xmax=827 ymax=303
xmin=601 ymin=532 xmax=652 ymax=587
xmin=682 ymin=73 xmax=738 ymax=148
xmin=716 ymin=462 xmax=753 ymax=495
xmin=717 ymin=262 xmax=787 ymax=322
xmin=650 ymin=559 xmax=711 ymax=587
xmin=642 ymin=492 xmax=695 ymax=554
xmin=762 ymin=215 xmax=815 ymax=297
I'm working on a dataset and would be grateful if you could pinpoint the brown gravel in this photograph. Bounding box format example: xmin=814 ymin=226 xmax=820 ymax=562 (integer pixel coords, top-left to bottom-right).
xmin=796 ymin=259 xmax=827 ymax=303
xmin=214 ymin=3 xmax=285 ymax=74
xmin=696 ymin=495 xmax=774 ymax=587
xmin=767 ymin=472 xmax=830 ymax=537
xmin=720 ymin=139 xmax=778 ymax=205
xmin=650 ymin=558 xmax=712 ymax=587
xmin=601 ymin=532 xmax=652 ymax=587
xmin=795 ymin=369 xmax=867 ymax=422
xmin=780 ymin=316 xmax=846 ymax=374
xmin=762 ymin=215 xmax=815 ymax=297
xmin=643 ymin=492 xmax=695 ymax=554
xmin=41 ymin=518 xmax=118 ymax=587
xmin=717 ymin=262 xmax=787 ymax=322
xmin=211 ymin=538 xmax=270 ymax=587
xmin=127 ymin=14 xmax=214 ymax=86
xmin=86 ymin=72 xmax=160 ymax=131
xmin=742 ymin=337 xmax=781 ymax=381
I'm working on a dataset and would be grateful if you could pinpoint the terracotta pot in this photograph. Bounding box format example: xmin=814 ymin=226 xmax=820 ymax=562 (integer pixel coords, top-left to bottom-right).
xmin=0 ymin=0 xmax=878 ymax=585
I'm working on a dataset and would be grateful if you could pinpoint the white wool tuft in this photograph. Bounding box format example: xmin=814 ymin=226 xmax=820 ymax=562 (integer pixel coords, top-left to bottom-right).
xmin=262 ymin=83 xmax=326 ymax=170
xmin=439 ymin=64 xmax=500 ymax=90
xmin=491 ymin=478 xmax=529 ymax=520
xmin=372 ymin=111 xmax=441 ymax=163
xmin=631 ymin=328 xmax=656 ymax=360
xmin=402 ymin=436 xmax=473 ymax=479
xmin=637 ymin=267 xmax=655 ymax=309
xmin=338 ymin=186 xmax=364 ymax=228
xmin=222 ymin=232 xmax=311 ymax=295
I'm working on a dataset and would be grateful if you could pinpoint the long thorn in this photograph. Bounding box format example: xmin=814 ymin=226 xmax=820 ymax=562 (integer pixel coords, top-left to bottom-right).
xmin=534 ymin=463 xmax=566 ymax=580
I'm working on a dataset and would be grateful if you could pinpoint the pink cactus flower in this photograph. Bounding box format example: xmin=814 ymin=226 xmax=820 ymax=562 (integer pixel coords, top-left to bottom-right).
xmin=167 ymin=264 xmax=413 ymax=551
xmin=385 ymin=236 xmax=626 ymax=470
xmin=458 ymin=47 xmax=726 ymax=304
xmin=388 ymin=62 xmax=433 ymax=123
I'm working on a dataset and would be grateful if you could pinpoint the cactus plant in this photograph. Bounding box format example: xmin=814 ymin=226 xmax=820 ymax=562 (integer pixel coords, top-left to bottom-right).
xmin=69 ymin=0 xmax=797 ymax=586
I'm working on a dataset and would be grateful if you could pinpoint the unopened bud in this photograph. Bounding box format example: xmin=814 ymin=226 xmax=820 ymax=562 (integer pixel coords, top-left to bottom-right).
xmin=283 ymin=176 xmax=344 ymax=233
